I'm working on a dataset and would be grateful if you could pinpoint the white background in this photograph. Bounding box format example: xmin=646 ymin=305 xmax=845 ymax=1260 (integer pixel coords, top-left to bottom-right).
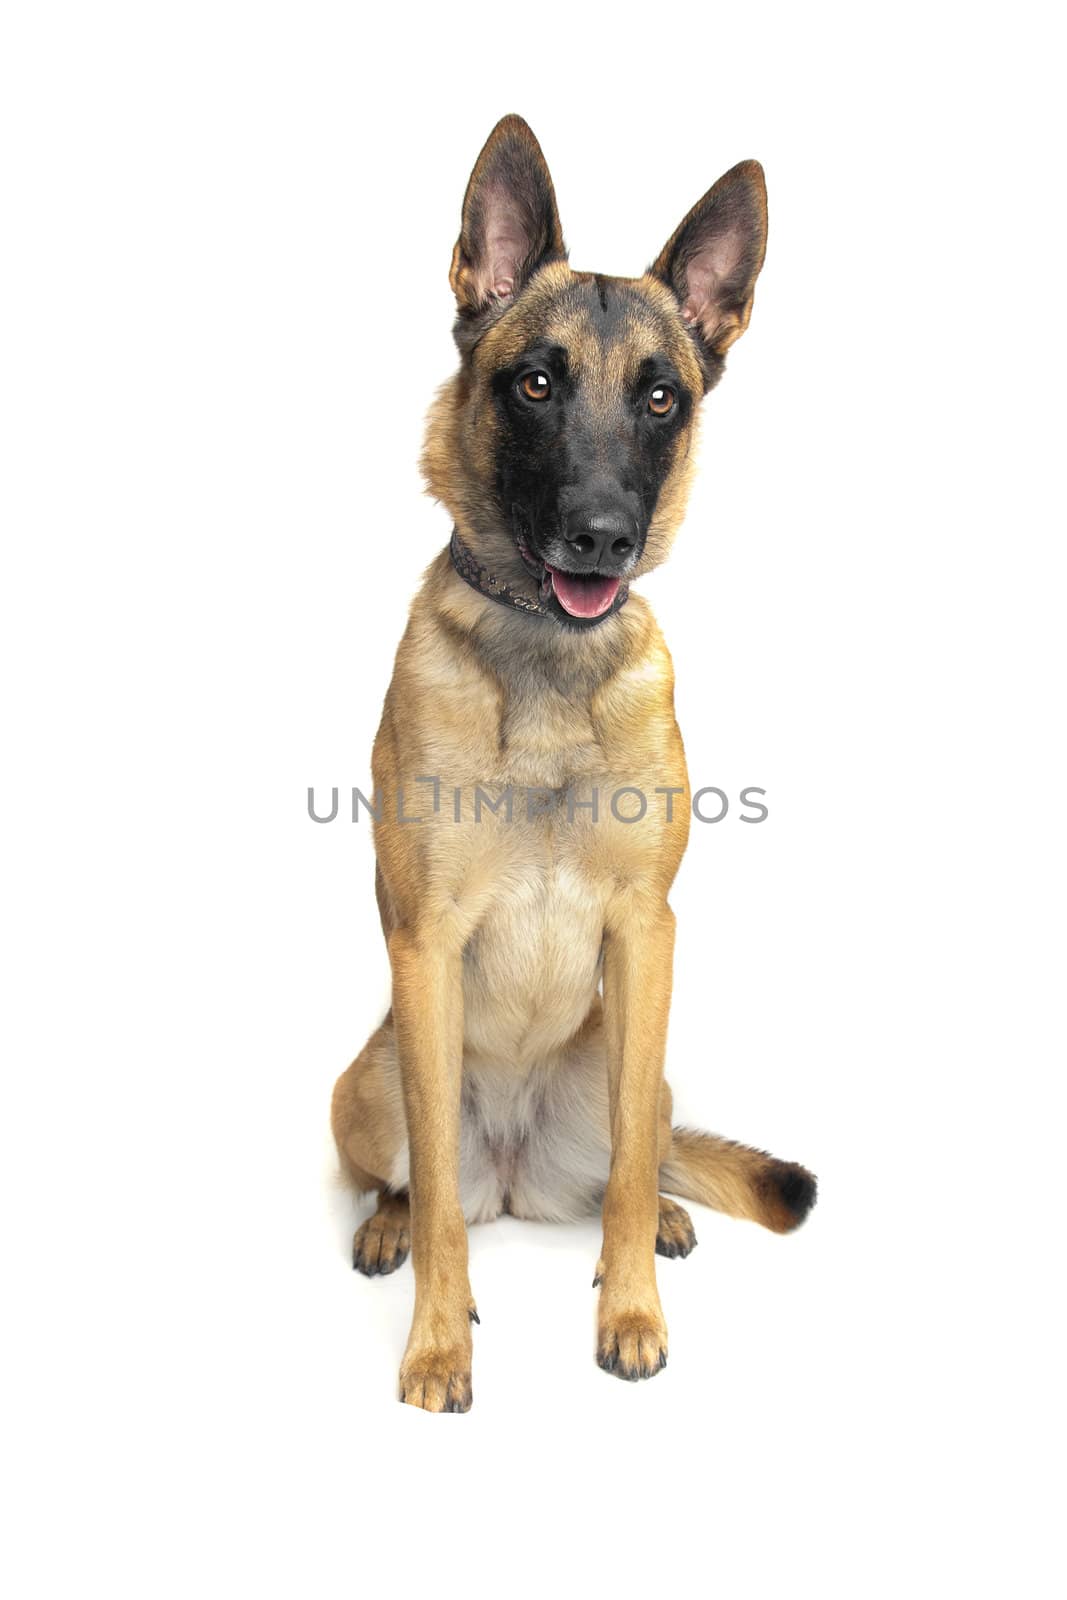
xmin=2 ymin=3 xmax=1063 ymax=1595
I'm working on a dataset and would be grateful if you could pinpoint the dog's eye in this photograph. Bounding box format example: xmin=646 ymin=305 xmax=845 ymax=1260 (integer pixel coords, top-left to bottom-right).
xmin=520 ymin=371 xmax=552 ymax=402
xmin=648 ymin=385 xmax=676 ymax=417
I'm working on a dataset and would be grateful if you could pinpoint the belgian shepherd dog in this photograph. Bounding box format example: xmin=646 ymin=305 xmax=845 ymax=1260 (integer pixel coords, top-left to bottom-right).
xmin=331 ymin=115 xmax=815 ymax=1411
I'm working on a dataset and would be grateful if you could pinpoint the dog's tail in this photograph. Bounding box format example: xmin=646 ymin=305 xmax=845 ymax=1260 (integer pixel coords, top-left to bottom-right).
xmin=659 ymin=1128 xmax=817 ymax=1234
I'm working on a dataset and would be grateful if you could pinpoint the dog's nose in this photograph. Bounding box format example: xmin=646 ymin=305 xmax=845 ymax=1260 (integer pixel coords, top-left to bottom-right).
xmin=562 ymin=508 xmax=638 ymax=569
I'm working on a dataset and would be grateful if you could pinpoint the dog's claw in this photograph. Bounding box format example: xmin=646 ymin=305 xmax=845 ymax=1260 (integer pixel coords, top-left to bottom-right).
xmin=596 ymin=1306 xmax=668 ymax=1382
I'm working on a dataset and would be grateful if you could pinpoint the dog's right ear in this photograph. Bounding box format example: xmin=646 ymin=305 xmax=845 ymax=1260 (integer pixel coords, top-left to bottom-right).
xmin=450 ymin=115 xmax=566 ymax=317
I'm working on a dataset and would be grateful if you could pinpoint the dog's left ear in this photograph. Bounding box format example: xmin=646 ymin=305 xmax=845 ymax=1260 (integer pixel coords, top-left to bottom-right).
xmin=651 ymin=160 xmax=768 ymax=384
xmin=450 ymin=115 xmax=566 ymax=316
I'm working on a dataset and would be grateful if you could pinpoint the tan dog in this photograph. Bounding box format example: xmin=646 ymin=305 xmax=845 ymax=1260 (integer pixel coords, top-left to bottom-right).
xmin=331 ymin=115 xmax=815 ymax=1411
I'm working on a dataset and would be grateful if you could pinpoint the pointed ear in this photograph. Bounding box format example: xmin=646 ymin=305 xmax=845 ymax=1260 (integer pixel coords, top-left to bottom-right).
xmin=650 ymin=160 xmax=768 ymax=383
xmin=449 ymin=115 xmax=566 ymax=316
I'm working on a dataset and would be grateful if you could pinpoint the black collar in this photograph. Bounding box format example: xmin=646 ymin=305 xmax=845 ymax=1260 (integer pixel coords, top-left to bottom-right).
xmin=448 ymin=528 xmax=629 ymax=627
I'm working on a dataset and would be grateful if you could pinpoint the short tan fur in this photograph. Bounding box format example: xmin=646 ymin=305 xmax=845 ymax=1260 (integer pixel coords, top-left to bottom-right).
xmin=331 ymin=116 xmax=815 ymax=1411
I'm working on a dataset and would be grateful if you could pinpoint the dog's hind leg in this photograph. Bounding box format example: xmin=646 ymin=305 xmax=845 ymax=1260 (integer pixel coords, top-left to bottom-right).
xmin=352 ymin=1192 xmax=411 ymax=1277
xmin=655 ymin=1194 xmax=698 ymax=1258
xmin=659 ymin=1126 xmax=817 ymax=1234
xmin=331 ymin=1016 xmax=412 ymax=1274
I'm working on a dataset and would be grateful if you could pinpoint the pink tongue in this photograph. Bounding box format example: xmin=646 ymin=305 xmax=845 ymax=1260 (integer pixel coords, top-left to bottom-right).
xmin=548 ymin=567 xmax=622 ymax=619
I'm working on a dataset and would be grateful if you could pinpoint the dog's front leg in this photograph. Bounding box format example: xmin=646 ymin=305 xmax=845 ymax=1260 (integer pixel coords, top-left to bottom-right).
xmin=389 ymin=927 xmax=475 ymax=1412
xmin=596 ymin=901 xmax=675 ymax=1380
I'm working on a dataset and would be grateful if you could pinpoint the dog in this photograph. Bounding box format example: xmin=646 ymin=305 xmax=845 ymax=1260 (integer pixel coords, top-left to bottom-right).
xmin=331 ymin=115 xmax=815 ymax=1412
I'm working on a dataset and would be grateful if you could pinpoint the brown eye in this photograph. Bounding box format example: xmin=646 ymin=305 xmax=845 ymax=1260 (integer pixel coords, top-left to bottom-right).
xmin=521 ymin=371 xmax=552 ymax=402
xmin=648 ymin=385 xmax=676 ymax=416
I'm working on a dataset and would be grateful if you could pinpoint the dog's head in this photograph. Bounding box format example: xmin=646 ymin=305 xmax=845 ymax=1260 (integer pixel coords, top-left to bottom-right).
xmin=423 ymin=115 xmax=767 ymax=627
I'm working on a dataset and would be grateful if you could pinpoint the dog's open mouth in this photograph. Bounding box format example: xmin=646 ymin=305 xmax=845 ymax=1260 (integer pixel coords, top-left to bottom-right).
xmin=544 ymin=566 xmax=622 ymax=619
xmin=514 ymin=527 xmax=623 ymax=620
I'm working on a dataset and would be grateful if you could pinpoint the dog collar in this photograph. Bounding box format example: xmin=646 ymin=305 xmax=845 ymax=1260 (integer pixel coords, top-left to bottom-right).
xmin=448 ymin=528 xmax=629 ymax=626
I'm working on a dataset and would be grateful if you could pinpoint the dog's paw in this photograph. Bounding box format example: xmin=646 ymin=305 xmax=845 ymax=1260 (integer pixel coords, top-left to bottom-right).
xmin=352 ymin=1208 xmax=410 ymax=1276
xmin=398 ymin=1349 xmax=473 ymax=1413
xmin=596 ymin=1303 xmax=669 ymax=1382
xmin=655 ymin=1195 xmax=697 ymax=1259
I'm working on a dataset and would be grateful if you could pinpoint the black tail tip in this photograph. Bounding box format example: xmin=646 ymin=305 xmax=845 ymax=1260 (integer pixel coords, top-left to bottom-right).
xmin=769 ymin=1161 xmax=818 ymax=1230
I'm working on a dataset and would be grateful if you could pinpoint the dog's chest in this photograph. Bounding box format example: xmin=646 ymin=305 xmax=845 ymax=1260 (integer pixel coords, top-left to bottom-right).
xmin=461 ymin=830 xmax=606 ymax=1065
xmin=414 ymin=657 xmax=676 ymax=1065
xmin=452 ymin=691 xmax=605 ymax=1061
xmin=498 ymin=684 xmax=601 ymax=791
